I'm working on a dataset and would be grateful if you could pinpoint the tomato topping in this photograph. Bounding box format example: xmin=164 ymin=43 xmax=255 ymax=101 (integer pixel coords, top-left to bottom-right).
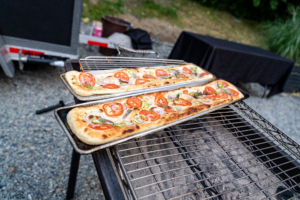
xmin=88 ymin=123 xmax=114 ymax=130
xmin=103 ymin=84 xmax=120 ymax=89
xmin=135 ymin=78 xmax=150 ymax=85
xmin=79 ymin=72 xmax=96 ymax=87
xmin=183 ymin=90 xmax=194 ymax=98
xmin=182 ymin=67 xmax=193 ymax=74
xmin=176 ymin=98 xmax=192 ymax=106
xmin=139 ymin=110 xmax=160 ymax=121
xmin=204 ymin=86 xmax=216 ymax=95
xmin=228 ymin=88 xmax=239 ymax=96
xmin=155 ymin=93 xmax=168 ymax=107
xmin=155 ymin=69 xmax=168 ymax=77
xmin=143 ymin=74 xmax=156 ymax=79
xmin=164 ymin=107 xmax=176 ymax=113
xmin=114 ymin=72 xmax=129 ymax=82
xmin=217 ymin=81 xmax=229 ymax=87
xmin=126 ymin=97 xmax=142 ymax=108
xmin=199 ymin=72 xmax=209 ymax=77
xmin=103 ymin=103 xmax=124 ymax=117
xmin=215 ymin=92 xmax=229 ymax=99
xmin=178 ymin=74 xmax=189 ymax=78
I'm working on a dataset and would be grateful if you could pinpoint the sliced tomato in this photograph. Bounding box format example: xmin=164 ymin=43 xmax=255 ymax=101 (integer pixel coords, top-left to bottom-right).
xmin=199 ymin=72 xmax=209 ymax=77
xmin=103 ymin=103 xmax=124 ymax=117
xmin=88 ymin=123 xmax=114 ymax=130
xmin=204 ymin=86 xmax=216 ymax=95
xmin=217 ymin=81 xmax=229 ymax=87
xmin=143 ymin=74 xmax=157 ymax=79
xmin=155 ymin=69 xmax=168 ymax=77
xmin=182 ymin=67 xmax=193 ymax=74
xmin=164 ymin=107 xmax=176 ymax=113
xmin=215 ymin=92 xmax=229 ymax=99
xmin=126 ymin=97 xmax=142 ymax=108
xmin=103 ymin=84 xmax=120 ymax=89
xmin=79 ymin=72 xmax=96 ymax=87
xmin=228 ymin=88 xmax=239 ymax=96
xmin=114 ymin=72 xmax=129 ymax=81
xmin=139 ymin=110 xmax=160 ymax=121
xmin=155 ymin=93 xmax=168 ymax=107
xmin=135 ymin=78 xmax=150 ymax=85
xmin=175 ymin=98 xmax=192 ymax=106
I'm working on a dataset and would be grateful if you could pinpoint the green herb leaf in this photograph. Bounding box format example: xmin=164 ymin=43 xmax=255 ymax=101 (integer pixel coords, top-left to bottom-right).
xmin=114 ymin=122 xmax=126 ymax=127
xmin=191 ymin=67 xmax=198 ymax=72
xmin=85 ymin=86 xmax=92 ymax=89
xmin=127 ymin=70 xmax=133 ymax=75
xmin=166 ymin=98 xmax=172 ymax=103
xmin=217 ymin=83 xmax=224 ymax=88
xmin=193 ymin=101 xmax=200 ymax=105
xmin=119 ymin=79 xmax=123 ymax=84
xmin=175 ymin=94 xmax=180 ymax=101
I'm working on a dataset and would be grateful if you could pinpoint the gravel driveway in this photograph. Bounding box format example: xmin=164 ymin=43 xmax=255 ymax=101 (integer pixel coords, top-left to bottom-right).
xmin=0 ymin=42 xmax=299 ymax=199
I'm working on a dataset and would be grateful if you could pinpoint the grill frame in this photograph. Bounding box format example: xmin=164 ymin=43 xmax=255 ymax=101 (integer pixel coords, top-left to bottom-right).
xmin=110 ymin=101 xmax=300 ymax=200
xmin=61 ymin=59 xmax=300 ymax=200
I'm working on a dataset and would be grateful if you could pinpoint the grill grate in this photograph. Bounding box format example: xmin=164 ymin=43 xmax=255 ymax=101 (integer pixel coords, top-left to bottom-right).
xmin=78 ymin=57 xmax=186 ymax=71
xmin=110 ymin=101 xmax=300 ymax=200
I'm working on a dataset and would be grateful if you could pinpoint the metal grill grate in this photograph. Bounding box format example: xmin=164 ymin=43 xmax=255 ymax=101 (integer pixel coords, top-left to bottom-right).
xmin=78 ymin=57 xmax=186 ymax=71
xmin=110 ymin=101 xmax=300 ymax=200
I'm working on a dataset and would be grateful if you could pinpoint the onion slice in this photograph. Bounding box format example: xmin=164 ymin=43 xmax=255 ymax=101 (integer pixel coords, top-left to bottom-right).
xmin=123 ymin=120 xmax=134 ymax=126
xmin=85 ymin=112 xmax=102 ymax=125
xmin=99 ymin=78 xmax=112 ymax=85
xmin=143 ymin=96 xmax=153 ymax=105
xmin=182 ymin=93 xmax=195 ymax=100
xmin=168 ymin=94 xmax=175 ymax=99
xmin=153 ymin=107 xmax=165 ymax=115
xmin=198 ymin=98 xmax=213 ymax=105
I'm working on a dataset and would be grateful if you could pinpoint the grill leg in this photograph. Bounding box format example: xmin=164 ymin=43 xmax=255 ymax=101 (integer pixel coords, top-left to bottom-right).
xmin=66 ymin=149 xmax=81 ymax=200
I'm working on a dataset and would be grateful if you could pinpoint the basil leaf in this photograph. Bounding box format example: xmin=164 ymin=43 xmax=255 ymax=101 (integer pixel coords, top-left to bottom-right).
xmin=221 ymin=89 xmax=232 ymax=94
xmin=119 ymin=79 xmax=123 ymax=84
xmin=85 ymin=86 xmax=92 ymax=89
xmin=175 ymin=94 xmax=180 ymax=101
xmin=217 ymin=83 xmax=224 ymax=88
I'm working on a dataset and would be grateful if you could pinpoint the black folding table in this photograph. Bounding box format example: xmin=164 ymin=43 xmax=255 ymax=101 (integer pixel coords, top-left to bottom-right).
xmin=169 ymin=31 xmax=294 ymax=97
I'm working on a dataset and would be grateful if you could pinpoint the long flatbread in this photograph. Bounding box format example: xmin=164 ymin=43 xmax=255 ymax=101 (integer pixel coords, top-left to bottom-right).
xmin=67 ymin=80 xmax=244 ymax=145
xmin=64 ymin=64 xmax=215 ymax=96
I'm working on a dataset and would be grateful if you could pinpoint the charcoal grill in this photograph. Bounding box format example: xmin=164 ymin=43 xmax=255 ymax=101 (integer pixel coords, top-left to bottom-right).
xmin=60 ymin=59 xmax=300 ymax=200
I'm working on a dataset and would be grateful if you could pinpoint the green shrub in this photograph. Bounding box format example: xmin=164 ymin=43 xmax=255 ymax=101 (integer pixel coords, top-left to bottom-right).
xmin=196 ymin=0 xmax=299 ymax=21
xmin=261 ymin=6 xmax=300 ymax=62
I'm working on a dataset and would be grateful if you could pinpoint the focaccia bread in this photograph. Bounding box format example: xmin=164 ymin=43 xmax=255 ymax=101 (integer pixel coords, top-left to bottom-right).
xmin=64 ymin=64 xmax=215 ymax=96
xmin=67 ymin=80 xmax=244 ymax=145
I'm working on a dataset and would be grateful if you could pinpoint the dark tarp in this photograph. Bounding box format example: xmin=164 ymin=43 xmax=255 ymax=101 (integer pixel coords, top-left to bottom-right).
xmin=169 ymin=31 xmax=294 ymax=97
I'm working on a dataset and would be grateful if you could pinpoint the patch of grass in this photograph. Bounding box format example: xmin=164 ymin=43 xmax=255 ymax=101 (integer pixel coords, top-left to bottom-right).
xmin=132 ymin=0 xmax=177 ymax=19
xmin=82 ymin=0 xmax=126 ymax=22
xmin=261 ymin=7 xmax=300 ymax=63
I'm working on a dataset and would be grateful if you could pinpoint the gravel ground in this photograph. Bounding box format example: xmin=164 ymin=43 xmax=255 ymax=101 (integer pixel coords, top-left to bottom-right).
xmin=0 ymin=39 xmax=300 ymax=199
